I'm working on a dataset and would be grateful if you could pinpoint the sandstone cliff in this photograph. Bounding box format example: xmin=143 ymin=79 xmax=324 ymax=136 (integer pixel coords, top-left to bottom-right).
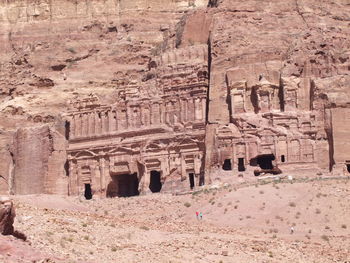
xmin=0 ymin=0 xmax=349 ymax=195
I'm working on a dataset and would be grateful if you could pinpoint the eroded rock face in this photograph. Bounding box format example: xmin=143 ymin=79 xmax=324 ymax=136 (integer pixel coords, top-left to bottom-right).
xmin=0 ymin=197 xmax=15 ymax=235
xmin=0 ymin=0 xmax=349 ymax=196
xmin=12 ymin=125 xmax=68 ymax=195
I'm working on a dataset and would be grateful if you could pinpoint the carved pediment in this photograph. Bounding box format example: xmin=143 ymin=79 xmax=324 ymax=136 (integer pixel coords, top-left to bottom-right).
xmin=74 ymin=150 xmax=96 ymax=159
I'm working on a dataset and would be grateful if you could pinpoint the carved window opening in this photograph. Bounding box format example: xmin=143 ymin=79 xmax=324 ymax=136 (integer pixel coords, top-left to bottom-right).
xmin=238 ymin=158 xmax=245 ymax=172
xmin=281 ymin=155 xmax=286 ymax=163
xmin=346 ymin=164 xmax=350 ymax=173
xmin=222 ymin=159 xmax=232 ymax=171
xmin=149 ymin=170 xmax=162 ymax=193
xmin=84 ymin=184 xmax=92 ymax=200
xmin=189 ymin=173 xmax=195 ymax=190
xmin=257 ymin=154 xmax=275 ymax=169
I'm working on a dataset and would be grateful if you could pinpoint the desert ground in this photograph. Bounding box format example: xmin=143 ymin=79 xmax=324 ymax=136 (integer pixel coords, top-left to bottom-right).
xmin=1 ymin=175 xmax=350 ymax=263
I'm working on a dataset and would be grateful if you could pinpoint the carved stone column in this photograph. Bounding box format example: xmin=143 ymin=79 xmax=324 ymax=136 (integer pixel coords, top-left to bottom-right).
xmin=194 ymin=98 xmax=202 ymax=120
xmin=91 ymin=161 xmax=101 ymax=196
xmin=68 ymin=160 xmax=78 ymax=195
xmin=139 ymin=167 xmax=151 ymax=194
xmin=94 ymin=112 xmax=99 ymax=135
xmin=101 ymin=112 xmax=107 ymax=134
xmin=160 ymin=102 xmax=165 ymax=124
xmin=201 ymin=97 xmax=206 ymax=120
xmin=70 ymin=115 xmax=76 ymax=139
xmin=89 ymin=112 xmax=95 ymax=137
xmin=108 ymin=110 xmax=114 ymax=133
xmin=75 ymin=115 xmax=81 ymax=138
xmin=99 ymin=156 xmax=110 ymax=192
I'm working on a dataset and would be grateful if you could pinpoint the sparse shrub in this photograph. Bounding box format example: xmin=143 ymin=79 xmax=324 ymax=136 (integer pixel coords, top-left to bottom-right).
xmin=82 ymin=223 xmax=87 ymax=227
xmin=234 ymin=205 xmax=238 ymax=209
xmin=84 ymin=235 xmax=89 ymax=240
xmin=111 ymin=246 xmax=118 ymax=252
xmin=272 ymin=234 xmax=277 ymax=239
xmin=224 ymin=208 xmax=228 ymax=214
xmin=217 ymin=202 xmax=223 ymax=207
xmin=259 ymin=190 xmax=264 ymax=194
xmin=184 ymin=202 xmax=191 ymax=208
xmin=341 ymin=224 xmax=347 ymax=229
xmin=268 ymin=251 xmax=273 ymax=257
xmin=325 ymin=226 xmax=330 ymax=230
xmin=67 ymin=47 xmax=76 ymax=54
xmin=140 ymin=226 xmax=150 ymax=231
xmin=315 ymin=208 xmax=321 ymax=214
xmin=321 ymin=235 xmax=329 ymax=242
xmin=289 ymin=202 xmax=296 ymax=207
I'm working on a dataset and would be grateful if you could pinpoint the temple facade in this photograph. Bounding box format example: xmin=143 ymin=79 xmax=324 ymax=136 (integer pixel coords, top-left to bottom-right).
xmin=66 ymin=45 xmax=209 ymax=197
xmin=63 ymin=46 xmax=339 ymax=199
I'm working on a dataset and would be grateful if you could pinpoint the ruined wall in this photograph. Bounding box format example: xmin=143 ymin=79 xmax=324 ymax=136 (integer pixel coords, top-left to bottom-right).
xmin=331 ymin=108 xmax=350 ymax=173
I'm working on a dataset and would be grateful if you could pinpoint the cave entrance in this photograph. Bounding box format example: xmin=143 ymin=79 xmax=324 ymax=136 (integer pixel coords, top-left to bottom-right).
xmin=189 ymin=173 xmax=195 ymax=189
xmin=149 ymin=170 xmax=162 ymax=193
xmin=222 ymin=159 xmax=232 ymax=171
xmin=107 ymin=173 xmax=139 ymax=198
xmin=238 ymin=158 xmax=245 ymax=172
xmin=84 ymin=184 xmax=92 ymax=200
xmin=257 ymin=154 xmax=275 ymax=169
xmin=346 ymin=164 xmax=350 ymax=173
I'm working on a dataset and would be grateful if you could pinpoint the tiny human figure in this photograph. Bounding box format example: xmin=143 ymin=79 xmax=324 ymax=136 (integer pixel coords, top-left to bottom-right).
xmin=196 ymin=211 xmax=199 ymax=220
xmin=290 ymin=226 xmax=294 ymax=234
xmin=199 ymin=212 xmax=203 ymax=220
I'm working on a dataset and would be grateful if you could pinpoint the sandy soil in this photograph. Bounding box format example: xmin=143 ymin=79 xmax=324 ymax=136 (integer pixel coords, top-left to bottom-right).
xmin=1 ymin=177 xmax=349 ymax=263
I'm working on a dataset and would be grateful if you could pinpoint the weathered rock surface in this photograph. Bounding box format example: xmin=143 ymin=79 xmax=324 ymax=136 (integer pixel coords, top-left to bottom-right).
xmin=0 ymin=197 xmax=15 ymax=235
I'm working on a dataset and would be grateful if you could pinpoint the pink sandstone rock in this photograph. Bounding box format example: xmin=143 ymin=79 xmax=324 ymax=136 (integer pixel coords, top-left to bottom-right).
xmin=0 ymin=197 xmax=15 ymax=235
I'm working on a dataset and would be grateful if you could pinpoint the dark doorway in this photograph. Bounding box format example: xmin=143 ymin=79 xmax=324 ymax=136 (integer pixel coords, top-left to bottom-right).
xmin=222 ymin=159 xmax=232 ymax=171
xmin=84 ymin=184 xmax=92 ymax=200
xmin=65 ymin=121 xmax=70 ymax=140
xmin=107 ymin=173 xmax=139 ymax=198
xmin=189 ymin=173 xmax=195 ymax=189
xmin=257 ymin=154 xmax=275 ymax=169
xmin=347 ymin=164 xmax=350 ymax=173
xmin=281 ymin=155 xmax=286 ymax=163
xmin=149 ymin=170 xmax=162 ymax=193
xmin=238 ymin=158 xmax=245 ymax=172
xmin=64 ymin=161 xmax=69 ymax=176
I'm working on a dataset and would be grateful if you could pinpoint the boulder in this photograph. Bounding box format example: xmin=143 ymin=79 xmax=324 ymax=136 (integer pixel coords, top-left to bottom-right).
xmin=0 ymin=196 xmax=15 ymax=235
